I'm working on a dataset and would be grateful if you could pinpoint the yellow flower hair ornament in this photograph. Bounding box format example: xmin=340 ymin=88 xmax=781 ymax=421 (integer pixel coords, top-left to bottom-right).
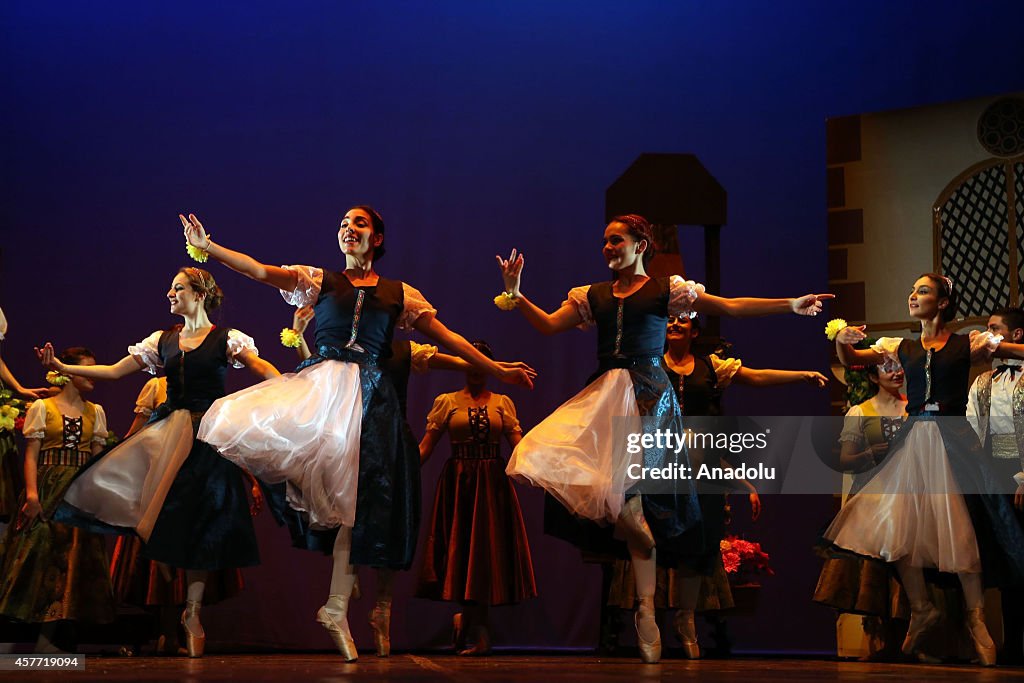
xmin=824 ymin=318 xmax=848 ymax=341
xmin=46 ymin=371 xmax=70 ymax=386
xmin=280 ymin=328 xmax=302 ymax=348
xmin=493 ymin=291 xmax=518 ymax=311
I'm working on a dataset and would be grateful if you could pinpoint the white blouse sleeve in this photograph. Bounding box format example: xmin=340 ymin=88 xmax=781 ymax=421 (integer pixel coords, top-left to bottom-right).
xmin=668 ymin=275 xmax=705 ymax=318
xmin=709 ymin=354 xmax=743 ymax=388
xmin=869 ymin=337 xmax=903 ymax=360
xmin=91 ymin=404 xmax=109 ymax=444
xmin=838 ymin=404 xmax=866 ymax=445
xmin=398 ymin=284 xmax=438 ymax=331
xmin=425 ymin=394 xmax=455 ymax=432
xmin=562 ymin=285 xmax=594 ymax=329
xmin=22 ymin=400 xmax=46 ymax=440
xmin=409 ymin=341 xmax=438 ymax=374
xmin=128 ymin=330 xmax=164 ymax=375
xmin=279 ymin=265 xmax=324 ymax=307
xmin=226 ymin=329 xmax=259 ymax=368
xmin=497 ymin=394 xmax=523 ymax=434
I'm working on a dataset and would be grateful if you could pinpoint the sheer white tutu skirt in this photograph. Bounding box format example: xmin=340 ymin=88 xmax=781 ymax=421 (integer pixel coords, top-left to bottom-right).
xmin=197 ymin=361 xmax=362 ymax=529
xmin=63 ymin=408 xmax=194 ymax=541
xmin=824 ymin=421 xmax=981 ymax=573
xmin=506 ymin=368 xmax=642 ymax=523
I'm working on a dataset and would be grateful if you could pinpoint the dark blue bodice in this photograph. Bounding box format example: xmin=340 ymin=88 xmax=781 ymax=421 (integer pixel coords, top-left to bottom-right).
xmin=898 ymin=334 xmax=970 ymax=416
xmin=158 ymin=326 xmax=230 ymax=411
xmin=311 ymin=271 xmax=405 ymax=360
xmin=588 ymin=277 xmax=672 ymax=360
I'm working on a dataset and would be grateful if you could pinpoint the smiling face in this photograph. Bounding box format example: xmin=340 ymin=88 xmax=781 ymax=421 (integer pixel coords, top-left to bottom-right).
xmin=907 ymin=276 xmax=947 ymax=320
xmin=873 ymin=359 xmax=905 ymax=392
xmin=602 ymin=221 xmax=646 ymax=271
xmin=167 ymin=272 xmax=204 ymax=317
xmin=338 ymin=208 xmax=382 ymax=259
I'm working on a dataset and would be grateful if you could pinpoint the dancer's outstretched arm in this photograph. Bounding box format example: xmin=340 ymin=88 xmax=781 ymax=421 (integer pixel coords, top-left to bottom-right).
xmin=36 ymin=343 xmax=143 ymax=380
xmin=181 ymin=213 xmax=298 ymax=291
xmin=735 ymin=367 xmax=828 ymax=387
xmin=693 ymin=292 xmax=834 ymax=317
xmin=413 ymin=314 xmax=533 ymax=389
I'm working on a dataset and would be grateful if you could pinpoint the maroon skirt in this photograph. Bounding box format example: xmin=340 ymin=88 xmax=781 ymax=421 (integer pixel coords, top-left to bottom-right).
xmin=110 ymin=535 xmax=243 ymax=607
xmin=416 ymin=444 xmax=537 ymax=605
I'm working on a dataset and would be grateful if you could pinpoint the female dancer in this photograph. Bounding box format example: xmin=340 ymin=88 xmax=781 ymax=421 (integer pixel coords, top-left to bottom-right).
xmin=608 ymin=313 xmax=827 ymax=658
xmin=109 ymin=374 xmax=253 ymax=656
xmin=497 ymin=213 xmax=831 ymax=662
xmin=826 ymin=273 xmax=1024 ymax=666
xmin=182 ymin=207 xmax=533 ymax=660
xmin=289 ymin=308 xmax=535 ymax=657
xmin=40 ymin=267 xmax=278 ymax=657
xmin=0 ymin=347 xmax=114 ymax=652
xmin=814 ymin=358 xmax=908 ymax=660
xmin=418 ymin=340 xmax=537 ymax=656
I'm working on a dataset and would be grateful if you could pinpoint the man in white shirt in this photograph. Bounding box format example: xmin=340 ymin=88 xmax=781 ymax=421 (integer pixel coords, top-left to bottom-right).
xmin=966 ymin=306 xmax=1024 ymax=663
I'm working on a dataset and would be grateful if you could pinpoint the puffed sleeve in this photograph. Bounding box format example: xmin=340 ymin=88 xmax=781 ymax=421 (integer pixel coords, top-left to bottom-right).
xmin=128 ymin=330 xmax=164 ymax=375
xmin=668 ymin=275 xmax=705 ymax=318
xmin=22 ymin=400 xmax=46 ymax=440
xmin=409 ymin=341 xmax=438 ymax=374
xmin=496 ymin=394 xmax=523 ymax=435
xmin=279 ymin=265 xmax=324 ymax=307
xmin=134 ymin=377 xmax=161 ymax=416
xmin=425 ymin=393 xmax=455 ymax=432
xmin=561 ymin=285 xmax=594 ymax=329
xmin=226 ymin=329 xmax=259 ymax=369
xmin=398 ymin=283 xmax=438 ymax=331
xmin=838 ymin=403 xmax=866 ymax=445
xmin=91 ymin=404 xmax=109 ymax=444
xmin=869 ymin=337 xmax=903 ymax=360
xmin=709 ymin=354 xmax=743 ymax=389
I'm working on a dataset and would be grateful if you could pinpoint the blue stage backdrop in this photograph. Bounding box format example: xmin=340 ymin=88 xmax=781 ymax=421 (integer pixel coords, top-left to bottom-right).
xmin=2 ymin=0 xmax=1022 ymax=653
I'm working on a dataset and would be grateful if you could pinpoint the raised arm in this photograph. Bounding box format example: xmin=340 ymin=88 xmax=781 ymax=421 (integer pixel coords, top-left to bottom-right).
xmin=496 ymin=249 xmax=583 ymax=335
xmin=413 ymin=314 xmax=534 ymax=389
xmin=36 ymin=343 xmax=143 ymax=380
xmin=692 ymin=292 xmax=834 ymax=318
xmin=181 ymin=213 xmax=298 ymax=291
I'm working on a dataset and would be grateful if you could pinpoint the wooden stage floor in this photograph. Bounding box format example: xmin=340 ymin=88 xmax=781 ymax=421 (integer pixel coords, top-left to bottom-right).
xmin=1 ymin=654 xmax=1020 ymax=682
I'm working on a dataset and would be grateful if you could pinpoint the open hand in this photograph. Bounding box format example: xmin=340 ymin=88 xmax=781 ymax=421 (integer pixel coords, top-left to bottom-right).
xmin=500 ymin=365 xmax=534 ymax=390
xmin=180 ymin=213 xmax=211 ymax=251
xmin=802 ymin=371 xmax=828 ymax=387
xmin=495 ymin=248 xmax=524 ymax=298
xmin=835 ymin=325 xmax=867 ymax=345
xmin=791 ymin=293 xmax=835 ymax=316
xmin=497 ymin=360 xmax=537 ymax=379
xmin=34 ymin=342 xmax=63 ymax=371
